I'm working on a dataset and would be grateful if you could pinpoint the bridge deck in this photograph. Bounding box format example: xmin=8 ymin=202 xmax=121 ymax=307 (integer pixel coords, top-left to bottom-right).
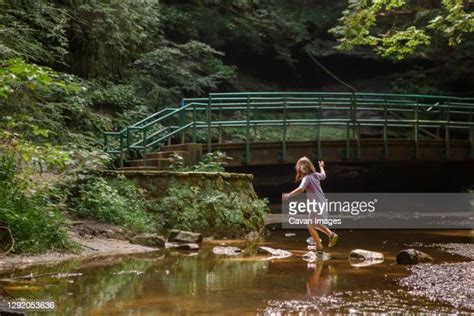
xmin=209 ymin=139 xmax=472 ymax=165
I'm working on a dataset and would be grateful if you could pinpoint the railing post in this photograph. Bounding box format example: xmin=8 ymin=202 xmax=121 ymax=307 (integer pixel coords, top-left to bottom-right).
xmin=142 ymin=126 xmax=148 ymax=167
xmin=470 ymin=109 xmax=474 ymax=160
xmin=383 ymin=98 xmax=388 ymax=159
xmin=218 ymin=99 xmax=223 ymax=143
xmin=167 ymin=116 xmax=171 ymax=146
xmin=253 ymin=99 xmax=257 ymax=139
xmin=281 ymin=95 xmax=287 ymax=162
xmin=119 ymin=132 xmax=125 ymax=168
xmin=207 ymin=95 xmax=212 ymax=153
xmin=445 ymin=101 xmax=450 ymax=160
xmin=244 ymin=95 xmax=251 ymax=164
xmin=354 ymin=94 xmax=361 ymax=160
xmin=315 ymin=96 xmax=323 ymax=160
xmin=179 ymin=99 xmax=185 ymax=144
xmin=126 ymin=128 xmax=131 ymax=150
xmin=192 ymin=103 xmax=197 ymax=143
xmin=346 ymin=94 xmax=355 ymax=160
xmin=414 ymin=100 xmax=420 ymax=160
xmin=103 ymin=133 xmax=108 ymax=152
xmin=345 ymin=123 xmax=350 ymax=160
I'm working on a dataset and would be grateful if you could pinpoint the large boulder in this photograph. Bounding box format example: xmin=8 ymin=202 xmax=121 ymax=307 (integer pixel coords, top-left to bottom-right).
xmin=396 ymin=249 xmax=433 ymax=264
xmin=130 ymin=234 xmax=166 ymax=248
xmin=168 ymin=230 xmax=203 ymax=243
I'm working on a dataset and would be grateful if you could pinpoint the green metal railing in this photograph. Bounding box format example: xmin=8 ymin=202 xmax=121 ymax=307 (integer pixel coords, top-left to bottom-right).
xmin=103 ymin=92 xmax=474 ymax=164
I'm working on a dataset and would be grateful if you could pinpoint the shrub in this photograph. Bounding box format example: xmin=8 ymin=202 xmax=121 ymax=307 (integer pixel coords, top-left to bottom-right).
xmin=192 ymin=151 xmax=232 ymax=172
xmin=151 ymin=180 xmax=268 ymax=237
xmin=0 ymin=154 xmax=72 ymax=253
xmin=68 ymin=175 xmax=155 ymax=234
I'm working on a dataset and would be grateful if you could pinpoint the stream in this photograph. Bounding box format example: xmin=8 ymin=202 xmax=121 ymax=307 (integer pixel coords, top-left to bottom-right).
xmin=0 ymin=229 xmax=472 ymax=315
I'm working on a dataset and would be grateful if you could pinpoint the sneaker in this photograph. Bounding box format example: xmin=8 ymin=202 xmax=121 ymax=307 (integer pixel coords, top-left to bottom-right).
xmin=308 ymin=244 xmax=324 ymax=251
xmin=328 ymin=233 xmax=339 ymax=248
xmin=306 ymin=237 xmax=322 ymax=246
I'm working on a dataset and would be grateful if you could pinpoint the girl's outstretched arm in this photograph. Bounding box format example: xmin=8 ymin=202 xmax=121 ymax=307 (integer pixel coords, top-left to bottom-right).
xmin=283 ymin=187 xmax=304 ymax=200
xmin=316 ymin=160 xmax=326 ymax=180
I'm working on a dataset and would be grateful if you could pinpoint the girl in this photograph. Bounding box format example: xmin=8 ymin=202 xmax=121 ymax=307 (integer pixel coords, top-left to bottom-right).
xmin=283 ymin=157 xmax=338 ymax=253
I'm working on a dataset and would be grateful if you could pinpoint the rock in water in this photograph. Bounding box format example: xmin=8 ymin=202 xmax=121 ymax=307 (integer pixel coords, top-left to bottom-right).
xmin=349 ymin=258 xmax=384 ymax=267
xmin=258 ymin=246 xmax=292 ymax=259
xmin=212 ymin=246 xmax=243 ymax=256
xmin=130 ymin=234 xmax=166 ymax=248
xmin=168 ymin=230 xmax=203 ymax=243
xmin=348 ymin=249 xmax=384 ymax=261
xmin=396 ymin=249 xmax=433 ymax=264
xmin=166 ymin=242 xmax=200 ymax=251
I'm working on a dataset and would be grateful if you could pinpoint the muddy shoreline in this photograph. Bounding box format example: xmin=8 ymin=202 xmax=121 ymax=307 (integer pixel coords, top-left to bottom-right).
xmin=0 ymin=220 xmax=160 ymax=274
xmin=0 ymin=236 xmax=159 ymax=274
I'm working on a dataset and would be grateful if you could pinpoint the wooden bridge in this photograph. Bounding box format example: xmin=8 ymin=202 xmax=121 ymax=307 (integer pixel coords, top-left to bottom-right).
xmin=103 ymin=92 xmax=474 ymax=169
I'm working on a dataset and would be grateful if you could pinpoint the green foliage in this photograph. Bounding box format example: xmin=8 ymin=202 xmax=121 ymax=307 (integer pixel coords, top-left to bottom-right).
xmin=428 ymin=0 xmax=474 ymax=46
xmin=391 ymin=68 xmax=442 ymax=94
xmin=330 ymin=0 xmax=473 ymax=59
xmin=377 ymin=26 xmax=431 ymax=60
xmin=62 ymin=150 xmax=154 ymax=234
xmin=0 ymin=59 xmax=108 ymax=149
xmin=166 ymin=151 xmax=232 ymax=172
xmin=65 ymin=0 xmax=163 ymax=78
xmin=163 ymin=1 xmax=341 ymax=66
xmin=192 ymin=151 xmax=232 ymax=172
xmin=152 ymin=180 xmax=268 ymax=237
xmin=0 ymin=59 xmax=80 ymax=98
xmin=68 ymin=175 xmax=155 ymax=234
xmin=0 ymin=154 xmax=72 ymax=253
xmin=0 ymin=0 xmax=69 ymax=64
xmin=134 ymin=41 xmax=236 ymax=106
xmin=168 ymin=153 xmax=185 ymax=171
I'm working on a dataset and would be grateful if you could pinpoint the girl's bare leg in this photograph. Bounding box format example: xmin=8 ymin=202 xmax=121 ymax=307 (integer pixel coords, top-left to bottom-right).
xmin=307 ymin=224 xmax=323 ymax=249
xmin=314 ymin=224 xmax=333 ymax=238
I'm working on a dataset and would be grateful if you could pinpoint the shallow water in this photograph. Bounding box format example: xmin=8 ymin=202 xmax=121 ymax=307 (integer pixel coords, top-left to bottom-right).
xmin=1 ymin=230 xmax=473 ymax=315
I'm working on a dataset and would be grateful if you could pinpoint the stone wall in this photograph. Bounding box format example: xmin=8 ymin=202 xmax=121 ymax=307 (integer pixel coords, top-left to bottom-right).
xmin=110 ymin=170 xmax=257 ymax=200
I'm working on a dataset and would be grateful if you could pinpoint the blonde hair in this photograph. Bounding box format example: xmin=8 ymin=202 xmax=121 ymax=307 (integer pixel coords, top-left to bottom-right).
xmin=295 ymin=156 xmax=316 ymax=182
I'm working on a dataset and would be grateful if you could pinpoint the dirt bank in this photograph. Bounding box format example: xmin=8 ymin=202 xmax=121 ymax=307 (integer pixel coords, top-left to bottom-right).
xmin=0 ymin=220 xmax=159 ymax=273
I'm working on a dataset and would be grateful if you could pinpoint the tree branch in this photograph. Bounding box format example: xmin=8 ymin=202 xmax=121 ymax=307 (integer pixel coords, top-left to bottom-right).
xmin=306 ymin=52 xmax=357 ymax=93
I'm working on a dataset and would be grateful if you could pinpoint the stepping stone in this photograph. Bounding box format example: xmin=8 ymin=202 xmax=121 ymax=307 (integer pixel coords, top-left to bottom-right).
xmin=212 ymin=246 xmax=243 ymax=256
xmin=348 ymin=249 xmax=384 ymax=261
xmin=130 ymin=234 xmax=166 ymax=248
xmin=258 ymin=246 xmax=292 ymax=259
xmin=166 ymin=242 xmax=200 ymax=251
xmin=168 ymin=230 xmax=203 ymax=243
xmin=349 ymin=258 xmax=383 ymax=267
xmin=396 ymin=249 xmax=433 ymax=264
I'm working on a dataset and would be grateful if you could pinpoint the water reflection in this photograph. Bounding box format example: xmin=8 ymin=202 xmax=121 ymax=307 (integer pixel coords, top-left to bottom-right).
xmin=306 ymin=263 xmax=337 ymax=297
xmin=0 ymin=230 xmax=472 ymax=314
